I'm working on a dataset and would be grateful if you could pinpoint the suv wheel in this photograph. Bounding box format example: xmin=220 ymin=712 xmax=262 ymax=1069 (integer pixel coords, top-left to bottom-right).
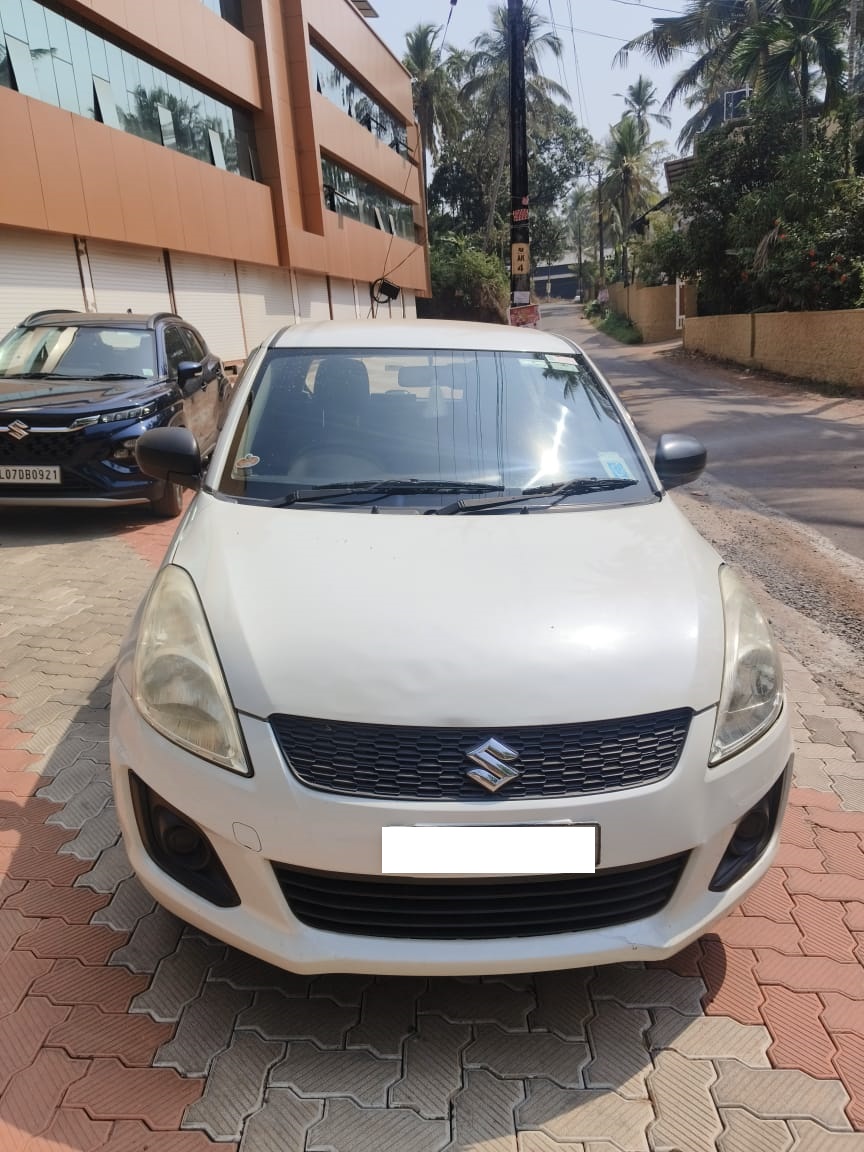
xmin=150 ymin=480 xmax=183 ymax=518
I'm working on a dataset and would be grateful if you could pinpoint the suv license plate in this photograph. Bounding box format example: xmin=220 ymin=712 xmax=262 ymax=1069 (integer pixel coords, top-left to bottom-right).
xmin=382 ymin=824 xmax=597 ymax=875
xmin=0 ymin=466 xmax=61 ymax=484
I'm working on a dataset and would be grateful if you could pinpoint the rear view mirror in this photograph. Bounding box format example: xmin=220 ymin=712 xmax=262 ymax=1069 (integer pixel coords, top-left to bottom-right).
xmin=654 ymin=433 xmax=707 ymax=489
xmin=136 ymin=427 xmax=202 ymax=491
xmin=177 ymin=360 xmax=204 ymax=392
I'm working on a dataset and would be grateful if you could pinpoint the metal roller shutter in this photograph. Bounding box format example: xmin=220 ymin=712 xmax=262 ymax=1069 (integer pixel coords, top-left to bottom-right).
xmin=237 ymin=262 xmax=295 ymax=349
xmin=294 ymin=272 xmax=330 ymax=321
xmin=328 ymin=277 xmax=358 ymax=320
xmin=86 ymin=241 xmax=172 ymax=316
xmin=0 ymin=227 xmax=85 ymax=338
xmin=169 ymin=252 xmax=247 ymax=361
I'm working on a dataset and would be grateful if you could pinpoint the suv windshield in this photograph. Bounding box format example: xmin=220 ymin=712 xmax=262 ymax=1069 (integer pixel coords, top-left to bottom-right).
xmin=0 ymin=325 xmax=157 ymax=381
xmin=217 ymin=348 xmax=654 ymax=509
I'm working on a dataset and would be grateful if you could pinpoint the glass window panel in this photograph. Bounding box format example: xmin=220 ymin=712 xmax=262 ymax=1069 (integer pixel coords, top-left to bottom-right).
xmin=53 ymin=57 xmax=79 ymax=113
xmin=86 ymin=29 xmax=107 ymax=80
xmin=43 ymin=7 xmax=70 ymax=62
xmin=21 ymin=0 xmax=49 ymax=50
xmin=105 ymin=43 xmax=128 ymax=115
xmin=208 ymin=127 xmax=226 ymax=169
xmin=122 ymin=49 xmax=140 ymax=100
xmin=0 ymin=42 xmax=11 ymax=91
xmin=157 ymin=103 xmax=176 ymax=148
xmin=5 ymin=34 xmax=40 ymax=99
xmin=1 ymin=0 xmax=28 ymax=42
xmin=93 ymin=74 xmax=120 ymax=128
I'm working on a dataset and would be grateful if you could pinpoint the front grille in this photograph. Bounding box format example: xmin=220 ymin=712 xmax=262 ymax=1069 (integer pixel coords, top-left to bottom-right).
xmin=274 ymin=854 xmax=689 ymax=939
xmin=0 ymin=430 xmax=86 ymax=463
xmin=270 ymin=709 xmax=692 ymax=800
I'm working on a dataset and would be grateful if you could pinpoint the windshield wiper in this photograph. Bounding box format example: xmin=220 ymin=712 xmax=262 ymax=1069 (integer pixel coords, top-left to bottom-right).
xmin=434 ymin=476 xmax=639 ymax=515
xmin=266 ymin=480 xmax=505 ymax=507
xmin=13 ymin=372 xmax=82 ymax=380
xmin=89 ymin=373 xmax=149 ymax=380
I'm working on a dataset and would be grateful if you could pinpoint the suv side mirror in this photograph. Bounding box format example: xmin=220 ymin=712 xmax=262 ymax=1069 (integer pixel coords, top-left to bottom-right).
xmin=654 ymin=433 xmax=707 ymax=489
xmin=136 ymin=427 xmax=202 ymax=490
xmin=177 ymin=360 xmax=204 ymax=392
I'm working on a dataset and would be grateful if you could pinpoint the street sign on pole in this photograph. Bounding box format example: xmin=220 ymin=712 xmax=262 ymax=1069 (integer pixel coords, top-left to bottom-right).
xmin=508 ymin=0 xmax=531 ymax=321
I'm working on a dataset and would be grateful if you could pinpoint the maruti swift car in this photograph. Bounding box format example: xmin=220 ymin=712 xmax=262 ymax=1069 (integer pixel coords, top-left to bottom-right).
xmin=0 ymin=310 xmax=230 ymax=516
xmin=110 ymin=320 xmax=792 ymax=975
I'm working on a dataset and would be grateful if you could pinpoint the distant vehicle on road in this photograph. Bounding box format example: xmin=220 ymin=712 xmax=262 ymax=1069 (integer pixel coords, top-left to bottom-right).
xmin=0 ymin=310 xmax=231 ymax=517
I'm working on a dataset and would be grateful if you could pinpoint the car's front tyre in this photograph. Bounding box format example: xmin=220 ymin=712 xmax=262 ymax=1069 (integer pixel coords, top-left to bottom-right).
xmin=150 ymin=480 xmax=183 ymax=518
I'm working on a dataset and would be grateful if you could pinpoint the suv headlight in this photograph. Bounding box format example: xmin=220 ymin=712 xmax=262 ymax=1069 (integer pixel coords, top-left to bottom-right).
xmin=710 ymin=566 xmax=784 ymax=764
xmin=133 ymin=565 xmax=249 ymax=775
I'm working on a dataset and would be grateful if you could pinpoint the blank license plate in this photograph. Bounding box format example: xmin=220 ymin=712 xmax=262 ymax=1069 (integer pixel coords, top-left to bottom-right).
xmin=382 ymin=825 xmax=597 ymax=875
xmin=0 ymin=465 xmax=61 ymax=484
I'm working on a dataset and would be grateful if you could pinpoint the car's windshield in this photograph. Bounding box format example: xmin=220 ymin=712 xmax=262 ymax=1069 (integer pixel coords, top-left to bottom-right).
xmin=217 ymin=348 xmax=653 ymax=509
xmin=0 ymin=325 xmax=157 ymax=381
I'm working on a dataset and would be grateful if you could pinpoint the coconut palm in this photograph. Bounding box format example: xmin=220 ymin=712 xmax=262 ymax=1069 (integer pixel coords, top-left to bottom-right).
xmin=603 ymin=116 xmax=661 ymax=282
xmin=403 ymin=23 xmax=461 ymax=167
xmin=459 ymin=2 xmax=570 ymax=246
xmin=615 ymin=75 xmax=672 ymax=141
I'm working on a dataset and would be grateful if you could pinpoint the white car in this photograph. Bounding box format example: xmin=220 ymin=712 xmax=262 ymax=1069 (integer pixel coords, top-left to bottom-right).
xmin=110 ymin=320 xmax=792 ymax=976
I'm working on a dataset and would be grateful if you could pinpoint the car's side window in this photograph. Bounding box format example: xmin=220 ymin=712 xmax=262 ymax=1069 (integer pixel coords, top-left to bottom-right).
xmin=164 ymin=327 xmax=187 ymax=378
xmin=183 ymin=329 xmax=207 ymax=363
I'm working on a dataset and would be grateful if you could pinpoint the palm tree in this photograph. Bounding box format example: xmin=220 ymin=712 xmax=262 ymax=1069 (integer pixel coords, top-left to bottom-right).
xmin=403 ymin=24 xmax=461 ymax=168
xmin=459 ymin=3 xmax=571 ymax=248
xmin=603 ymin=116 xmax=661 ymax=282
xmin=615 ymin=75 xmax=672 ymax=141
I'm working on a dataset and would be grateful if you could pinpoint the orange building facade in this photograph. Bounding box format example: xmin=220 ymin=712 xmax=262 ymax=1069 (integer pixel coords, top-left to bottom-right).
xmin=0 ymin=0 xmax=429 ymax=360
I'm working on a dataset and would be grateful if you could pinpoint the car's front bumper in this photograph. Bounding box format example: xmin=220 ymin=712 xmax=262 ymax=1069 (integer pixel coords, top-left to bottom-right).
xmin=110 ymin=679 xmax=793 ymax=975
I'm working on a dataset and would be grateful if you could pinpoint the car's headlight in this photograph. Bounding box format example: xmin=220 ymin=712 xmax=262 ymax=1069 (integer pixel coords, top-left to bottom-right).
xmin=710 ymin=565 xmax=784 ymax=764
xmin=133 ymin=565 xmax=249 ymax=775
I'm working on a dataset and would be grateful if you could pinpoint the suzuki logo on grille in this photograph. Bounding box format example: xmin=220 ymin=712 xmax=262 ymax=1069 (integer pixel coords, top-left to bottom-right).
xmin=466 ymin=738 xmax=521 ymax=792
xmin=8 ymin=420 xmax=30 ymax=440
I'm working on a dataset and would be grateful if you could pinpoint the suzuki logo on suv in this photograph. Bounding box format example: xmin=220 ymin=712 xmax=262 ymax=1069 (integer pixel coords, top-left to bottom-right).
xmin=8 ymin=420 xmax=30 ymax=440
xmin=466 ymin=738 xmax=522 ymax=792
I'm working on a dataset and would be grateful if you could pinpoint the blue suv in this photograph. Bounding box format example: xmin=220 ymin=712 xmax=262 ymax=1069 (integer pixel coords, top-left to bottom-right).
xmin=0 ymin=310 xmax=232 ymax=517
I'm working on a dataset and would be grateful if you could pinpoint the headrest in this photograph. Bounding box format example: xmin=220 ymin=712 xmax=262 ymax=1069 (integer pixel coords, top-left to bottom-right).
xmin=397 ymin=365 xmax=438 ymax=390
xmin=315 ymin=357 xmax=370 ymax=405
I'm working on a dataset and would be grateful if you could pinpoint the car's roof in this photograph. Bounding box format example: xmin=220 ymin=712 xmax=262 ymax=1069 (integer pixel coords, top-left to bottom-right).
xmin=268 ymin=319 xmax=580 ymax=354
xmin=22 ymin=311 xmax=179 ymax=330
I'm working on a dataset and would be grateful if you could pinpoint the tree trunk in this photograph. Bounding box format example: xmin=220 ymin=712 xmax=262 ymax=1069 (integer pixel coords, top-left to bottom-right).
xmin=484 ymin=134 xmax=509 ymax=252
xmin=800 ymin=55 xmax=809 ymax=148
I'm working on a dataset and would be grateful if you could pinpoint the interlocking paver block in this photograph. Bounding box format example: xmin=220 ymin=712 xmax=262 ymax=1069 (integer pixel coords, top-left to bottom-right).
xmin=270 ymin=1041 xmax=400 ymax=1106
xmin=591 ymin=965 xmax=705 ymax=1015
xmin=0 ymin=819 xmax=73 ymax=854
xmin=311 ymin=973 xmax=375 ymax=1006
xmin=517 ymin=1077 xmax=652 ymax=1150
xmin=0 ymin=950 xmax=54 ymax=1016
xmin=700 ymin=938 xmax=764 ymax=1024
xmin=517 ymin=1134 xmax=591 ymax=1152
xmin=183 ymin=1030 xmax=283 ymax=1140
xmin=739 ymin=869 xmax=796 ymax=921
xmin=788 ymin=1120 xmax=864 ymax=1149
xmin=21 ymin=1106 xmax=113 ymax=1152
xmin=31 ymin=739 xmax=102 ymax=778
xmin=131 ymin=935 xmax=224 ymax=1022
xmin=77 ymin=841 xmax=135 ymax=892
xmin=64 ymin=1058 xmax=204 ymax=1130
xmin=238 ymin=1089 xmax=322 ymax=1152
xmin=32 ymin=958 xmax=149 ymax=1012
xmin=832 ymin=1033 xmax=864 ymax=1130
xmin=820 ymin=995 xmax=864 ymax=1036
xmin=466 ymin=1022 xmax=589 ymax=1089
xmin=713 ymin=913 xmax=804 ymax=951
xmin=717 ymin=1107 xmax=794 ymax=1152
xmin=647 ymin=1050 xmax=722 ymax=1152
xmin=16 ymin=919 xmax=124 ymax=965
xmin=833 ymin=777 xmax=864 ymax=810
xmin=420 ymin=977 xmax=535 ymax=1031
xmin=712 ymin=1060 xmax=853 ymax=1128
xmin=91 ymin=875 xmax=155 ymax=932
xmin=584 ymin=1000 xmax=650 ymax=1098
xmin=0 ymin=906 xmax=38 ymax=958
xmin=4 ymin=880 xmax=108 ymax=923
xmin=792 ymin=895 xmax=859 ymax=958
xmin=390 ymin=1013 xmax=471 ymax=1118
xmin=761 ymin=986 xmax=839 ymax=1078
xmin=530 ymin=969 xmax=594 ymax=1039
xmin=814 ymin=828 xmax=864 ymax=879
xmin=347 ymin=977 xmax=425 ymax=1056
xmin=754 ymin=950 xmax=864 ymax=998
xmin=46 ymin=1004 xmax=173 ymax=1066
xmin=648 ymin=1007 xmax=771 ymax=1066
xmin=307 ymin=1098 xmax=449 ymax=1152
xmin=0 ymin=1047 xmax=89 ymax=1138
xmin=210 ymin=948 xmax=311 ymax=995
xmin=58 ymin=804 xmax=120 ymax=859
xmin=44 ymin=779 xmax=111 ymax=829
xmin=237 ymin=989 xmax=356 ymax=1046
xmin=156 ymin=980 xmax=252 ymax=1076
xmin=785 ymin=870 xmax=864 ymax=902
xmin=110 ymin=904 xmax=184 ymax=973
xmin=445 ymin=1068 xmax=522 ymax=1152
xmin=0 ymin=996 xmax=71 ymax=1094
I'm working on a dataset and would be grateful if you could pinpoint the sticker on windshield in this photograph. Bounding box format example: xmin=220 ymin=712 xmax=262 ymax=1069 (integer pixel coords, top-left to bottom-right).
xmin=519 ymin=358 xmax=546 ymax=368
xmin=543 ymin=355 xmax=579 ymax=373
xmin=598 ymin=452 xmax=634 ymax=481
xmin=234 ymin=454 xmax=260 ymax=471
xmin=142 ymin=369 xmax=153 ymax=377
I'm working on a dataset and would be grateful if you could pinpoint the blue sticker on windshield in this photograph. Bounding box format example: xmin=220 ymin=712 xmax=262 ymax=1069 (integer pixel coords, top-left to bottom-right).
xmin=598 ymin=452 xmax=634 ymax=481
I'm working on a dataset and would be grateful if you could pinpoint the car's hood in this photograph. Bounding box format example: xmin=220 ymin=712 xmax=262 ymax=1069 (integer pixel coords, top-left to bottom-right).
xmin=0 ymin=377 xmax=168 ymax=417
xmin=171 ymin=493 xmax=726 ymax=726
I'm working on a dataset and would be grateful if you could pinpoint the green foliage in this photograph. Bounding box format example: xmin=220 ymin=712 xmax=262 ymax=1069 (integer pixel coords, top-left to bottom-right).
xmin=582 ymin=299 xmax=604 ymax=318
xmin=631 ymin=215 xmax=692 ymax=286
xmin=427 ymin=235 xmax=509 ymax=321
xmin=593 ymin=310 xmax=644 ymax=343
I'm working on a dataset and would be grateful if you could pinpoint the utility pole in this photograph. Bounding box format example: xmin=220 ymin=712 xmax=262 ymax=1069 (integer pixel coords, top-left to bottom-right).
xmin=508 ymin=0 xmax=532 ymax=317
xmin=596 ymin=168 xmax=606 ymax=294
xmin=850 ymin=0 xmax=859 ymax=90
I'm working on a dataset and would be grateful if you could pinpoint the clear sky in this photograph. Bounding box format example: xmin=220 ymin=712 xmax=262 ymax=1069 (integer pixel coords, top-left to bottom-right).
xmin=368 ymin=0 xmax=695 ymax=160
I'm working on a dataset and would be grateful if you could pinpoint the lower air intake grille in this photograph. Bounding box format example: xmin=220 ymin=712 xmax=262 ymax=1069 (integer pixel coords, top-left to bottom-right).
xmin=274 ymin=854 xmax=688 ymax=939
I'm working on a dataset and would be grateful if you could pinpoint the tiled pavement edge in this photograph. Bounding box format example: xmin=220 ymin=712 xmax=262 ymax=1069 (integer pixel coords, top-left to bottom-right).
xmin=0 ymin=509 xmax=863 ymax=1152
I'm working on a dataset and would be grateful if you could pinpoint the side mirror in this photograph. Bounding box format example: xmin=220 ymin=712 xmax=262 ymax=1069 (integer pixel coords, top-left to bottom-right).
xmin=177 ymin=360 xmax=204 ymax=392
xmin=654 ymin=433 xmax=707 ymax=489
xmin=136 ymin=427 xmax=202 ymax=490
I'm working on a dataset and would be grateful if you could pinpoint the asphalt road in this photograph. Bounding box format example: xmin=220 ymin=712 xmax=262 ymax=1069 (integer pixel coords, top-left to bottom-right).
xmin=541 ymin=304 xmax=864 ymax=563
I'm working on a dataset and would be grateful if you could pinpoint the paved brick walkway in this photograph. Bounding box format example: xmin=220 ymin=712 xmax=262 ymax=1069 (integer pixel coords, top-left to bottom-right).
xmin=1 ymin=506 xmax=863 ymax=1152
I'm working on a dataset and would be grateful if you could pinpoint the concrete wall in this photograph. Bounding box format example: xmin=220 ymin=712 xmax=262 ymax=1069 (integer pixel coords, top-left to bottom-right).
xmin=684 ymin=310 xmax=864 ymax=391
xmin=606 ymin=282 xmax=697 ymax=343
